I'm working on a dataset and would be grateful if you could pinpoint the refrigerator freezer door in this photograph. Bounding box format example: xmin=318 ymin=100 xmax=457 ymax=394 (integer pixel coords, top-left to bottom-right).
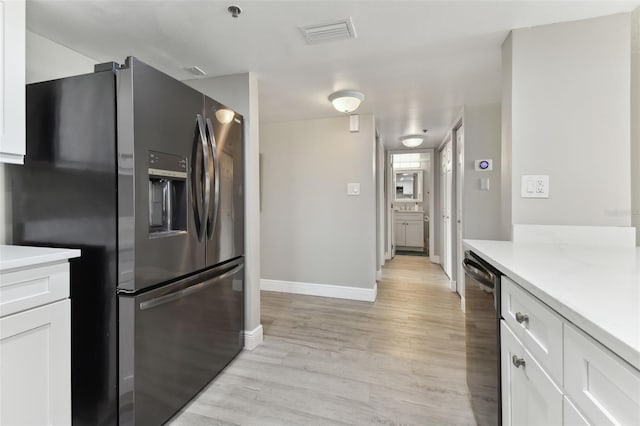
xmin=204 ymin=98 xmax=245 ymax=266
xmin=117 ymin=58 xmax=207 ymax=292
xmin=118 ymin=257 xmax=245 ymax=426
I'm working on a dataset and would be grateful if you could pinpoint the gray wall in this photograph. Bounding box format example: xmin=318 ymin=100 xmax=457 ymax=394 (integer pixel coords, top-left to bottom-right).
xmin=184 ymin=73 xmax=262 ymax=333
xmin=26 ymin=30 xmax=96 ymax=83
xmin=507 ymin=14 xmax=632 ymax=228
xmin=260 ymin=115 xmax=377 ymax=289
xmin=632 ymin=8 xmax=640 ymax=245
xmin=463 ymin=104 xmax=502 ymax=240
xmin=1 ymin=31 xmax=97 ymax=244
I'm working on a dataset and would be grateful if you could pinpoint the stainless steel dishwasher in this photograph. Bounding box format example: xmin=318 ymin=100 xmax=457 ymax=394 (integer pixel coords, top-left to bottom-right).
xmin=463 ymin=250 xmax=501 ymax=426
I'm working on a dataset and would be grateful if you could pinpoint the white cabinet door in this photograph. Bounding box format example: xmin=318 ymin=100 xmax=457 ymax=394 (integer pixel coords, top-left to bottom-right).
xmin=564 ymin=324 xmax=640 ymax=426
xmin=404 ymin=221 xmax=424 ymax=247
xmin=0 ymin=0 xmax=25 ymax=164
xmin=1 ymin=299 xmax=71 ymax=425
xmin=501 ymin=322 xmax=563 ymax=426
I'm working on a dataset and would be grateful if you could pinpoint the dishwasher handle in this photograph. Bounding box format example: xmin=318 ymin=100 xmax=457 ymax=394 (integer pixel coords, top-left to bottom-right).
xmin=462 ymin=257 xmax=496 ymax=291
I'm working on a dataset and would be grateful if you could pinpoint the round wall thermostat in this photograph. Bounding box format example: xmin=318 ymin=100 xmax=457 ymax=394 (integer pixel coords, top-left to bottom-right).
xmin=474 ymin=159 xmax=493 ymax=171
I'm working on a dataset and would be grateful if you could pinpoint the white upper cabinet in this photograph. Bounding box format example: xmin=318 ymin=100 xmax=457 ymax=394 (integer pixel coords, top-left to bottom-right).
xmin=0 ymin=0 xmax=26 ymax=164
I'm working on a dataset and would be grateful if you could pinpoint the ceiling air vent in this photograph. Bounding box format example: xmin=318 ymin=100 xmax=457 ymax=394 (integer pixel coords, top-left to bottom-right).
xmin=299 ymin=17 xmax=357 ymax=45
xmin=184 ymin=66 xmax=207 ymax=77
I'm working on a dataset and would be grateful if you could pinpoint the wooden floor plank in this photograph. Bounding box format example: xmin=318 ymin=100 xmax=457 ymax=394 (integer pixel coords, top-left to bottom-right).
xmin=170 ymin=255 xmax=475 ymax=425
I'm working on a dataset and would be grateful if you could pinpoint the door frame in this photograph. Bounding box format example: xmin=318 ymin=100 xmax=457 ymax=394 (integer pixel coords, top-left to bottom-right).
xmin=385 ymin=148 xmax=435 ymax=262
xmin=453 ymin=120 xmax=465 ymax=305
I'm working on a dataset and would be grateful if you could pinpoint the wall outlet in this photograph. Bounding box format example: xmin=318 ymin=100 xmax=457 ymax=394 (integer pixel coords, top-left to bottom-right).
xmin=521 ymin=175 xmax=549 ymax=198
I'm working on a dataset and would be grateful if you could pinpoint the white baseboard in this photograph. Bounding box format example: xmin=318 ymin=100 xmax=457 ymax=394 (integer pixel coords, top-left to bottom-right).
xmin=261 ymin=279 xmax=377 ymax=302
xmin=460 ymin=296 xmax=466 ymax=313
xmin=242 ymin=324 xmax=263 ymax=351
xmin=430 ymin=255 xmax=440 ymax=264
xmin=449 ymin=279 xmax=457 ymax=292
xmin=512 ymin=224 xmax=636 ymax=247
xmin=376 ymin=269 xmax=382 ymax=281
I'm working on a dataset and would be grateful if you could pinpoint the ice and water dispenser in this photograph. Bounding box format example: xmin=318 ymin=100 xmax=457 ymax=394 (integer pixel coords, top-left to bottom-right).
xmin=148 ymin=151 xmax=187 ymax=236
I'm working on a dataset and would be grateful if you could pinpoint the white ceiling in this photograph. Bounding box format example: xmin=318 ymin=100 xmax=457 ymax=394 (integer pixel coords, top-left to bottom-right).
xmin=26 ymin=0 xmax=638 ymax=149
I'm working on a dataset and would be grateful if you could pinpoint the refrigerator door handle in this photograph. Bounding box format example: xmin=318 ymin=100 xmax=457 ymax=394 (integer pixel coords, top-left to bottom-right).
xmin=205 ymin=118 xmax=220 ymax=240
xmin=139 ymin=262 xmax=244 ymax=311
xmin=191 ymin=115 xmax=205 ymax=239
xmin=196 ymin=114 xmax=210 ymax=241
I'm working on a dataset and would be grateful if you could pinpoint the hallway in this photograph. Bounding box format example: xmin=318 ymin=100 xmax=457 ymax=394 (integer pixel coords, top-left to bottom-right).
xmin=171 ymin=256 xmax=475 ymax=425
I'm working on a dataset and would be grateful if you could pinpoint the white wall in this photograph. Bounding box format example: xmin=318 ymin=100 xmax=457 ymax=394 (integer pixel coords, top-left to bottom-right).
xmin=632 ymin=8 xmax=640 ymax=245
xmin=463 ymin=104 xmax=502 ymax=240
xmin=184 ymin=73 xmax=262 ymax=342
xmin=507 ymin=14 xmax=632 ymax=228
xmin=2 ymin=31 xmax=97 ymax=244
xmin=260 ymin=115 xmax=376 ymax=290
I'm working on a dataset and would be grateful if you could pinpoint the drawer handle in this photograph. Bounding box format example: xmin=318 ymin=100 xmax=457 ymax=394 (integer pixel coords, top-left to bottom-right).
xmin=512 ymin=355 xmax=526 ymax=368
xmin=515 ymin=312 xmax=529 ymax=324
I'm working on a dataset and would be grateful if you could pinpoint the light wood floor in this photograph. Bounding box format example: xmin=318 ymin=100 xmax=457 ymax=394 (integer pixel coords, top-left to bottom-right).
xmin=170 ymin=255 xmax=475 ymax=425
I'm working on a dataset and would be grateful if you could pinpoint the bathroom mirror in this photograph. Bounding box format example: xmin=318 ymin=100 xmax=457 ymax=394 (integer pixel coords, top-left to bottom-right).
xmin=394 ymin=170 xmax=423 ymax=202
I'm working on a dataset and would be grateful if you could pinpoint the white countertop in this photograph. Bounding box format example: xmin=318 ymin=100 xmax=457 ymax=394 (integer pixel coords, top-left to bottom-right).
xmin=0 ymin=245 xmax=81 ymax=272
xmin=464 ymin=239 xmax=640 ymax=370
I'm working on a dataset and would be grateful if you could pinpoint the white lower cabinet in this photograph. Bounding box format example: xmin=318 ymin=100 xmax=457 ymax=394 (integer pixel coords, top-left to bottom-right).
xmin=501 ymin=278 xmax=640 ymax=426
xmin=0 ymin=299 xmax=71 ymax=425
xmin=501 ymin=321 xmax=563 ymax=426
xmin=393 ymin=212 xmax=424 ymax=249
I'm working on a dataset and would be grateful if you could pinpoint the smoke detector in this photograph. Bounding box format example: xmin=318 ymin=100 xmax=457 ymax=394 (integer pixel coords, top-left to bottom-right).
xmin=299 ymin=17 xmax=357 ymax=45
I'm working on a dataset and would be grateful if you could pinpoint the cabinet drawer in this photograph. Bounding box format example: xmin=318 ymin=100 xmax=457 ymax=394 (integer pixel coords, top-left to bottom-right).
xmin=501 ymin=322 xmax=563 ymax=426
xmin=564 ymin=396 xmax=590 ymax=426
xmin=564 ymin=324 xmax=640 ymax=425
xmin=501 ymin=276 xmax=563 ymax=386
xmin=394 ymin=212 xmax=423 ymax=222
xmin=0 ymin=262 xmax=70 ymax=317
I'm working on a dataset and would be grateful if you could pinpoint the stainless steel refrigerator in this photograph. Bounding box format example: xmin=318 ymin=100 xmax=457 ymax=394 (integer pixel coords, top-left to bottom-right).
xmin=10 ymin=57 xmax=245 ymax=425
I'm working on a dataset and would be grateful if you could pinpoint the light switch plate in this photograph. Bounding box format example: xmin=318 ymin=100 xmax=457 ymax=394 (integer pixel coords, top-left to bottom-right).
xmin=347 ymin=183 xmax=360 ymax=196
xmin=521 ymin=175 xmax=549 ymax=198
xmin=480 ymin=177 xmax=490 ymax=191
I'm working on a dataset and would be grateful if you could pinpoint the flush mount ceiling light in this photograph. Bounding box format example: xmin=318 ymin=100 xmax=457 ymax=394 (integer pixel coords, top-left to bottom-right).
xmin=400 ymin=134 xmax=424 ymax=148
xmin=328 ymin=90 xmax=365 ymax=113
xmin=215 ymin=108 xmax=235 ymax=124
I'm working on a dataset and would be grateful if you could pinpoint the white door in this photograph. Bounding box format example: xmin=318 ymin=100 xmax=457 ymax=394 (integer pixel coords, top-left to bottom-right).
xmin=455 ymin=126 xmax=465 ymax=298
xmin=440 ymin=139 xmax=453 ymax=280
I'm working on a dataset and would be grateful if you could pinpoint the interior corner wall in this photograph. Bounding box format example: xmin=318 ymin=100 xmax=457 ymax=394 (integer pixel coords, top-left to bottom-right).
xmin=631 ymin=7 xmax=640 ymax=245
xmin=2 ymin=31 xmax=98 ymax=244
xmin=510 ymin=14 xmax=632 ymax=228
xmin=500 ymin=33 xmax=513 ymax=241
xmin=463 ymin=103 xmax=502 ymax=240
xmin=260 ymin=115 xmax=377 ymax=289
